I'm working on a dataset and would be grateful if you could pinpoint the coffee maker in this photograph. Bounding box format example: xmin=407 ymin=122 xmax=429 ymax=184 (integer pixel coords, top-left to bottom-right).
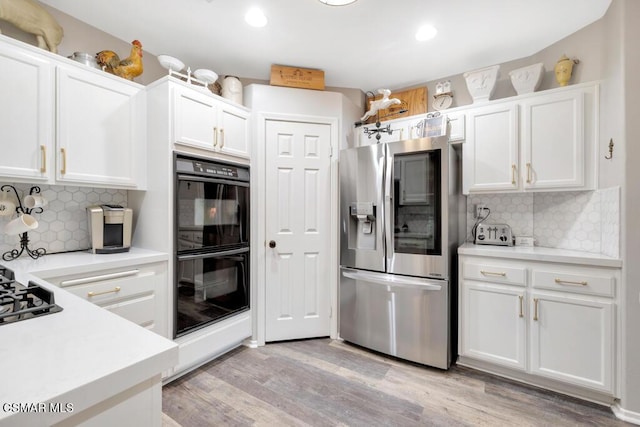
xmin=87 ymin=205 xmax=133 ymax=254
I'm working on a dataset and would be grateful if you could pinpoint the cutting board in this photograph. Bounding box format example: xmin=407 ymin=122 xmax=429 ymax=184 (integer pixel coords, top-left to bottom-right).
xmin=365 ymin=87 xmax=427 ymax=123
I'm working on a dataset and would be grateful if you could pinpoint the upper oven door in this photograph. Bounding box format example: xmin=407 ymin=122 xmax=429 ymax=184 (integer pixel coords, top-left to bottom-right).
xmin=176 ymin=175 xmax=249 ymax=252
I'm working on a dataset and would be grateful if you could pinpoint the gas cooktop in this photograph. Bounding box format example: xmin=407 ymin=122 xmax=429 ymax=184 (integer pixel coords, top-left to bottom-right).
xmin=0 ymin=265 xmax=62 ymax=325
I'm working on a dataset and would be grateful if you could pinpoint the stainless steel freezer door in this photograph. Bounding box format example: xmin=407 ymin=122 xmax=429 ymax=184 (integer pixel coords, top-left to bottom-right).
xmin=339 ymin=267 xmax=451 ymax=369
xmin=339 ymin=143 xmax=386 ymax=272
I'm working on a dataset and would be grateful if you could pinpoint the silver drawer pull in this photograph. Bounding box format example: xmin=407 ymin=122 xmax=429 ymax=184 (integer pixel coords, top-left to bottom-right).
xmin=59 ymin=269 xmax=139 ymax=287
xmin=555 ymin=278 xmax=588 ymax=286
xmin=480 ymin=270 xmax=506 ymax=277
xmin=88 ymin=286 xmax=121 ymax=297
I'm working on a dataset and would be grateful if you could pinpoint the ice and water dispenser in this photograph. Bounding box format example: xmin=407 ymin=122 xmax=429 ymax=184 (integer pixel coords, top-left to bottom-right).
xmin=348 ymin=202 xmax=377 ymax=250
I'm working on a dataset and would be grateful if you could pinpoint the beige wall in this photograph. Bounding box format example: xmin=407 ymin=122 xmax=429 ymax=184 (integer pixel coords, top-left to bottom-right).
xmin=0 ymin=2 xmax=166 ymax=85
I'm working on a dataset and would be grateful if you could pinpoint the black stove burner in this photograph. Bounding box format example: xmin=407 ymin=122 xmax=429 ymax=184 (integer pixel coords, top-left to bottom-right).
xmin=0 ymin=265 xmax=62 ymax=325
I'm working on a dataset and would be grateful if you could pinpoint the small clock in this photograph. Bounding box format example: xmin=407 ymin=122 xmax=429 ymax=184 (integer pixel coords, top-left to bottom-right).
xmin=432 ymin=92 xmax=453 ymax=111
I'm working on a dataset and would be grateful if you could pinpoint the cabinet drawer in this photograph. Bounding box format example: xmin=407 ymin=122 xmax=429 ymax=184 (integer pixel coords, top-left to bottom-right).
xmin=59 ymin=268 xmax=154 ymax=304
xmin=463 ymin=262 xmax=526 ymax=286
xmin=532 ymin=269 xmax=615 ymax=297
xmin=103 ymin=293 xmax=156 ymax=331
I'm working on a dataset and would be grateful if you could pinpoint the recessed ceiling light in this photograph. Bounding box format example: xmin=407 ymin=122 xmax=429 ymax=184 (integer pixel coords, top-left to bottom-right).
xmin=318 ymin=0 xmax=357 ymax=5
xmin=415 ymin=24 xmax=437 ymax=41
xmin=245 ymin=7 xmax=267 ymax=27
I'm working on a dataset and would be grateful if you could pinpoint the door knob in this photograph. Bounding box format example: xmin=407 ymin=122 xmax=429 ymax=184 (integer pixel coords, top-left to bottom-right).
xmin=268 ymin=240 xmax=276 ymax=248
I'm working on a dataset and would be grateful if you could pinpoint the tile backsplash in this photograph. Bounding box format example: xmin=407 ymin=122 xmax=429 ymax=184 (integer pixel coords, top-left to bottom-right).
xmin=0 ymin=183 xmax=127 ymax=255
xmin=467 ymin=187 xmax=620 ymax=257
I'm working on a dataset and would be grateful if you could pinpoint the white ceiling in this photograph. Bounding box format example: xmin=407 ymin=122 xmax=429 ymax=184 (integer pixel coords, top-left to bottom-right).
xmin=40 ymin=0 xmax=611 ymax=92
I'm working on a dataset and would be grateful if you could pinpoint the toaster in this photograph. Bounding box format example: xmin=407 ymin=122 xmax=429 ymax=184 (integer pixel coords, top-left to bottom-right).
xmin=475 ymin=222 xmax=514 ymax=246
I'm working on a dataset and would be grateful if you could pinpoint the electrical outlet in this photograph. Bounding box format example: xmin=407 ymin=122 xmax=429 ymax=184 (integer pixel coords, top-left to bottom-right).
xmin=475 ymin=205 xmax=485 ymax=219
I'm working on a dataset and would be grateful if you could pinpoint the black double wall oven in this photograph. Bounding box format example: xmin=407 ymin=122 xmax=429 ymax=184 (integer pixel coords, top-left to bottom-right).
xmin=174 ymin=153 xmax=250 ymax=338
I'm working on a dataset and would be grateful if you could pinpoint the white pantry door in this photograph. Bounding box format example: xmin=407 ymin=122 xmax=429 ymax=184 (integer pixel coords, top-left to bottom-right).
xmin=265 ymin=119 xmax=332 ymax=341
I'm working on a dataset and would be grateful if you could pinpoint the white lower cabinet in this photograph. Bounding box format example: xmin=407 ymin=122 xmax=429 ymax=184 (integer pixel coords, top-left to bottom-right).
xmin=461 ymin=282 xmax=526 ymax=370
xmin=48 ymin=261 xmax=168 ymax=338
xmin=459 ymin=253 xmax=619 ymax=397
xmin=529 ymin=290 xmax=614 ymax=391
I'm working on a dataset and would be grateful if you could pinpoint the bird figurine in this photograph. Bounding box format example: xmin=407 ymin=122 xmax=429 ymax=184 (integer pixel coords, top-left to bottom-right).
xmin=96 ymin=40 xmax=144 ymax=81
xmin=360 ymin=89 xmax=402 ymax=122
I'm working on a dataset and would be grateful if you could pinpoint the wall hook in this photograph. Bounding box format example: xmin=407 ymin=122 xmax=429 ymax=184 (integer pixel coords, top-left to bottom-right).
xmin=605 ymin=138 xmax=614 ymax=160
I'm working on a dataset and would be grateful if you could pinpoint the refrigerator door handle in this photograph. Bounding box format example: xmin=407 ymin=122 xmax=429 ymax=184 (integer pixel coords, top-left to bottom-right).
xmin=342 ymin=269 xmax=442 ymax=291
xmin=383 ymin=147 xmax=393 ymax=268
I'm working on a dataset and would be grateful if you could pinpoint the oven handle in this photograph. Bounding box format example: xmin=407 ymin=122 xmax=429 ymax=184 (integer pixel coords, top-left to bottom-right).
xmin=177 ymin=247 xmax=249 ymax=261
xmin=177 ymin=174 xmax=249 ymax=188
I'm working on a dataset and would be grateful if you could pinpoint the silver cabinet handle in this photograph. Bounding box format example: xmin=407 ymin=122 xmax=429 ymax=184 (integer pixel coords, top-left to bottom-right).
xmin=220 ymin=128 xmax=225 ymax=148
xmin=213 ymin=127 xmax=218 ymax=147
xmin=533 ymin=298 xmax=539 ymax=321
xmin=88 ymin=286 xmax=121 ymax=297
xmin=518 ymin=295 xmax=524 ymax=318
xmin=60 ymin=269 xmax=139 ymax=287
xmin=555 ymin=278 xmax=588 ymax=286
xmin=480 ymin=270 xmax=506 ymax=277
xmin=526 ymin=162 xmax=532 ymax=184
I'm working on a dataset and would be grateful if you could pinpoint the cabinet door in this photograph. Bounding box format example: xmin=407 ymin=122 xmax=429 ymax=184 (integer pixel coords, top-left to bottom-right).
xmin=460 ymin=281 xmax=527 ymax=370
xmin=218 ymin=104 xmax=250 ymax=158
xmin=0 ymin=43 xmax=53 ymax=181
xmin=529 ymin=291 xmax=614 ymax=393
xmin=173 ymin=85 xmax=217 ymax=150
xmin=521 ymin=90 xmax=585 ymax=190
xmin=464 ymin=103 xmax=519 ymax=193
xmin=56 ymin=65 xmax=143 ymax=188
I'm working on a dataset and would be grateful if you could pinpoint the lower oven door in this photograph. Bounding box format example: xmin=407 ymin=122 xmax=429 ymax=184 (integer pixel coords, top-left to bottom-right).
xmin=175 ymin=247 xmax=250 ymax=337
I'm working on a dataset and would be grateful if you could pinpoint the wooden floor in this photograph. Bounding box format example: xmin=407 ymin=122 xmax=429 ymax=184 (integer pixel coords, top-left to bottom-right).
xmin=162 ymin=338 xmax=629 ymax=426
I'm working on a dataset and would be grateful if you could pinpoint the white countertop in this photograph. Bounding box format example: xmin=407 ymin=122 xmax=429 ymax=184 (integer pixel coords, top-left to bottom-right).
xmin=0 ymin=248 xmax=178 ymax=426
xmin=458 ymin=242 xmax=623 ymax=268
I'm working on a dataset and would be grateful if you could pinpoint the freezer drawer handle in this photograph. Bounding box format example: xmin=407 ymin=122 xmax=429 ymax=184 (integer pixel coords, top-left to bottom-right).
xmin=342 ymin=270 xmax=442 ymax=291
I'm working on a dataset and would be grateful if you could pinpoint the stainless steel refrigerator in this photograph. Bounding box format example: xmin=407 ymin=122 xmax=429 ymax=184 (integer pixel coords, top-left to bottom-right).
xmin=339 ymin=134 xmax=460 ymax=369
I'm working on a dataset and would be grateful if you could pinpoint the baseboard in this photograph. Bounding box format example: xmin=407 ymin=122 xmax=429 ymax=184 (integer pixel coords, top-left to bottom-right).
xmin=612 ymin=402 xmax=640 ymax=425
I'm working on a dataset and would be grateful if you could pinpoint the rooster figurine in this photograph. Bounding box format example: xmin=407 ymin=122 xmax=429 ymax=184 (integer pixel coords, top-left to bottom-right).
xmin=96 ymin=40 xmax=143 ymax=81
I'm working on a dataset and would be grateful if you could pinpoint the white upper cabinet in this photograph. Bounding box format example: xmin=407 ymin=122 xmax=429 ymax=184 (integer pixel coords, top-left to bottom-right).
xmin=218 ymin=103 xmax=250 ymax=158
xmin=463 ymin=83 xmax=598 ymax=194
xmin=0 ymin=36 xmax=147 ymax=189
xmin=521 ymin=89 xmax=585 ymax=190
xmin=172 ymin=81 xmax=250 ymax=159
xmin=0 ymin=41 xmax=53 ymax=181
xmin=56 ymin=64 xmax=145 ymax=188
xmin=173 ymin=85 xmax=218 ymax=150
xmin=464 ymin=103 xmax=519 ymax=193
